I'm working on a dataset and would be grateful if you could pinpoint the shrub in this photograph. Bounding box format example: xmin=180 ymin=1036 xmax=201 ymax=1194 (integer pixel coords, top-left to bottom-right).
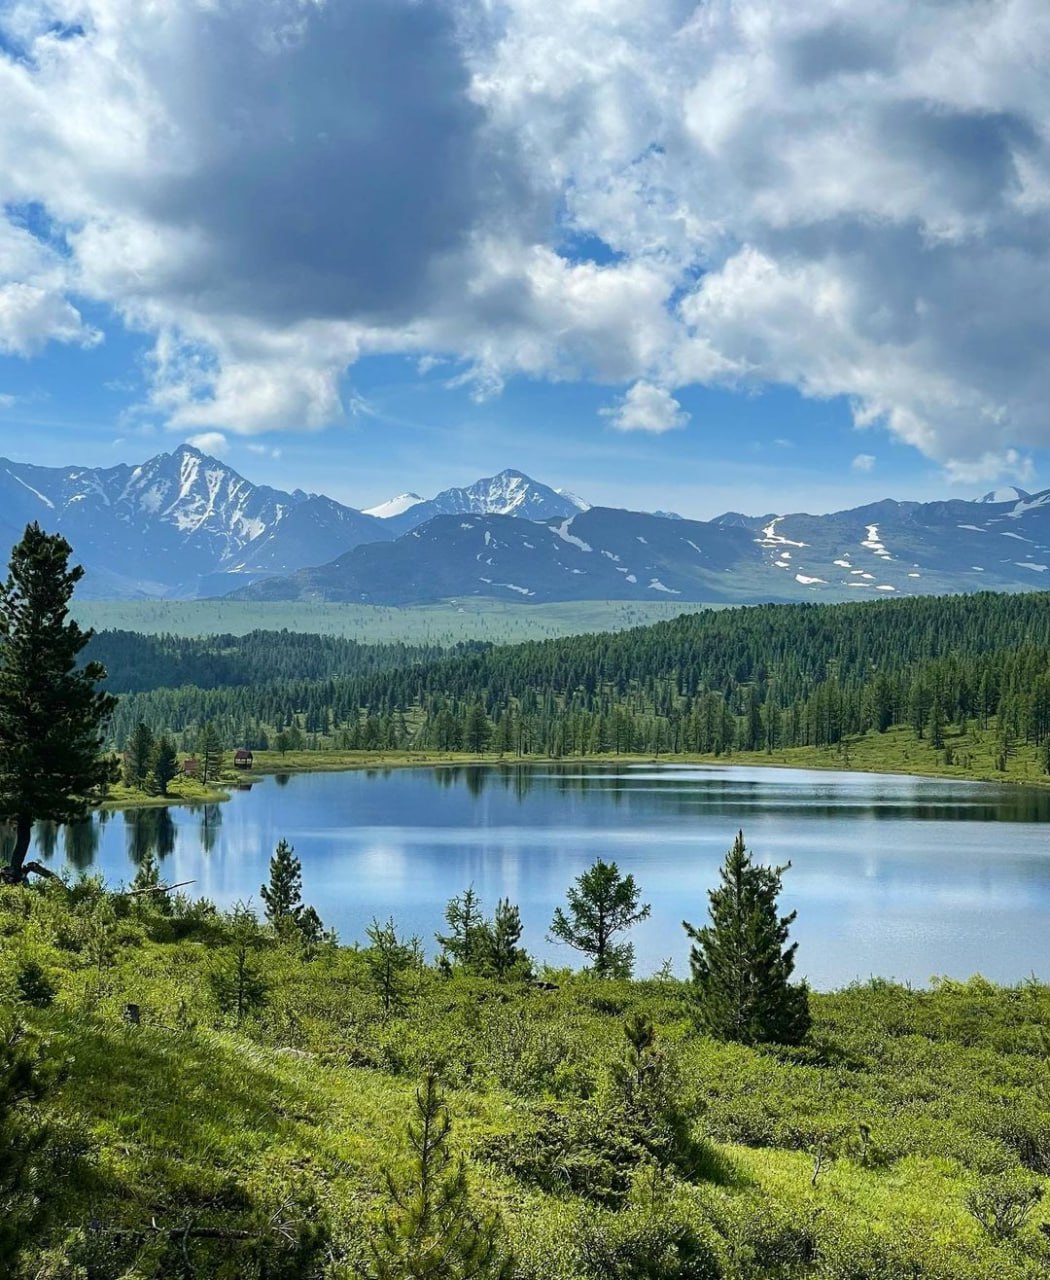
xmin=965 ymin=1171 xmax=1044 ymax=1240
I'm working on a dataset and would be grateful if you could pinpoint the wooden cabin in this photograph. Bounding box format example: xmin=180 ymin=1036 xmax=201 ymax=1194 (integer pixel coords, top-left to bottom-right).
xmin=234 ymin=748 xmax=254 ymax=769
xmin=182 ymin=757 xmax=200 ymax=777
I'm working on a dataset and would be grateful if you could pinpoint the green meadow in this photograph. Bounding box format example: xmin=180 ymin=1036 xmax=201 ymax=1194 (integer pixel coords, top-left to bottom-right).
xmin=2 ymin=878 xmax=1049 ymax=1278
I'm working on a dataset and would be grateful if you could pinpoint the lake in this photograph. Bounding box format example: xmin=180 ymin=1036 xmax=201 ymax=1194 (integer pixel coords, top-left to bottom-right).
xmin=28 ymin=763 xmax=1050 ymax=989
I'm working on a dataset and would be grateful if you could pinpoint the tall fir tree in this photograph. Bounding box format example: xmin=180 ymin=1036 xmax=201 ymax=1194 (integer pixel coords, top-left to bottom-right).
xmin=123 ymin=722 xmax=155 ymax=790
xmin=549 ymin=859 xmax=651 ymax=978
xmin=683 ymin=830 xmax=810 ymax=1046
xmin=149 ymin=736 xmax=178 ymax=797
xmin=260 ymin=838 xmax=304 ymax=938
xmin=435 ymin=887 xmax=488 ymax=970
xmin=197 ymin=721 xmax=224 ymax=784
xmin=485 ymin=899 xmax=530 ymax=980
xmin=0 ymin=525 xmax=117 ymax=882
xmin=372 ymin=1070 xmax=513 ymax=1280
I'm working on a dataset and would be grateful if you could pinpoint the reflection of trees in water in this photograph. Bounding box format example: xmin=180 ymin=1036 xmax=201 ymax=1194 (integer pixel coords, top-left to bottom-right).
xmin=274 ymin=773 xmax=291 ymax=788
xmin=199 ymin=803 xmax=222 ymax=854
xmin=34 ymin=820 xmax=60 ymax=861
xmin=124 ymin=808 xmax=176 ymax=866
xmin=64 ymin=819 xmax=100 ymax=870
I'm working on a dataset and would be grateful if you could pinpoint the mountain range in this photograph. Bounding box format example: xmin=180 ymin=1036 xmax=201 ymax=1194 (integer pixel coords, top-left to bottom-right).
xmin=3 ymin=445 xmax=1050 ymax=604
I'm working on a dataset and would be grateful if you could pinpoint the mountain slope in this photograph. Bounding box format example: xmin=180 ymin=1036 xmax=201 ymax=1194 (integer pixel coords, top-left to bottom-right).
xmin=238 ymin=488 xmax=1050 ymax=605
xmin=0 ymin=447 xmax=393 ymax=598
xmin=375 ymin=468 xmax=589 ymax=534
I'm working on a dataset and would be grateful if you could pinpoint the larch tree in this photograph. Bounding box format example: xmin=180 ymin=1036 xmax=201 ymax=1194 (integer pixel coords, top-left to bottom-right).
xmin=0 ymin=525 xmax=117 ymax=883
xmin=683 ymin=830 xmax=811 ymax=1046
xmin=260 ymin=838 xmax=304 ymax=938
xmin=549 ymin=859 xmax=651 ymax=978
xmin=372 ymin=1070 xmax=513 ymax=1280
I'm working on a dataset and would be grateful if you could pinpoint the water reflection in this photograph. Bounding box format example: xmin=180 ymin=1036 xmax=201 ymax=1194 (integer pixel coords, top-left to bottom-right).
xmin=20 ymin=763 xmax=1050 ymax=987
xmin=124 ymin=808 xmax=176 ymax=865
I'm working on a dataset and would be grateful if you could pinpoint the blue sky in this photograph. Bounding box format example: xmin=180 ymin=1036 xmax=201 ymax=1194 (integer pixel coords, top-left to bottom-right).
xmin=1 ymin=1 xmax=1049 ymax=517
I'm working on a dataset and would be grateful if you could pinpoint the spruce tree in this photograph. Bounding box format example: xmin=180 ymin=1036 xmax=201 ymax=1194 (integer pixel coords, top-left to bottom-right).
xmin=260 ymin=838 xmax=304 ymax=938
xmin=372 ymin=1070 xmax=513 ymax=1280
xmin=149 ymin=736 xmax=178 ymax=796
xmin=0 ymin=525 xmax=118 ymax=882
xmin=197 ymin=721 xmax=224 ymax=783
xmin=209 ymin=904 xmax=269 ymax=1025
xmin=683 ymin=830 xmax=810 ymax=1046
xmin=124 ymin=722 xmax=155 ymax=790
xmin=366 ymin=917 xmax=419 ymax=1015
xmin=485 ymin=899 xmax=530 ymax=980
xmin=435 ymin=887 xmax=487 ymax=970
xmin=549 ymin=859 xmax=650 ymax=978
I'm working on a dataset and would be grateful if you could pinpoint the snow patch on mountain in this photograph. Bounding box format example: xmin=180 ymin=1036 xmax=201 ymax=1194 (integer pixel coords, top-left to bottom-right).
xmin=364 ymin=493 xmax=423 ymax=518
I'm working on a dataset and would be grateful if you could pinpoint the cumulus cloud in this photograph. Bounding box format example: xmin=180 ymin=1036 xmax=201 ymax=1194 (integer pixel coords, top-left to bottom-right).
xmin=185 ymin=431 xmax=229 ymax=457
xmin=0 ymin=0 xmax=1049 ymax=471
xmin=852 ymin=453 xmax=876 ymax=472
xmin=602 ymin=381 xmax=689 ymax=433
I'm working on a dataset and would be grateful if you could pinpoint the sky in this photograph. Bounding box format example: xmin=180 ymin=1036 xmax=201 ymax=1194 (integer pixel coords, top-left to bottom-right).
xmin=1 ymin=0 xmax=1049 ymax=519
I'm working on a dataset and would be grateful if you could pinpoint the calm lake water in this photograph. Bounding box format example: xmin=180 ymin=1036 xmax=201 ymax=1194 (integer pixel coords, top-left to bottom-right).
xmin=29 ymin=763 xmax=1050 ymax=989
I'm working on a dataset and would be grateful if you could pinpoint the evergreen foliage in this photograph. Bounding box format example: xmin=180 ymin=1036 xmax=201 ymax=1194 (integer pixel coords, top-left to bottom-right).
xmin=683 ymin=831 xmax=811 ymax=1045
xmin=197 ymin=721 xmax=224 ymax=783
xmin=436 ymin=887 xmax=489 ymax=971
xmin=486 ymin=898 xmax=530 ymax=980
xmin=367 ymin=917 xmax=420 ymax=1015
xmin=123 ymin=722 xmax=155 ymax=789
xmin=148 ymin=736 xmax=178 ymax=796
xmin=208 ymin=903 xmax=269 ymax=1024
xmin=260 ymin=838 xmax=305 ymax=939
xmin=0 ymin=524 xmax=117 ymax=880
xmin=550 ymin=860 xmax=651 ymax=978
xmin=372 ymin=1070 xmax=513 ymax=1280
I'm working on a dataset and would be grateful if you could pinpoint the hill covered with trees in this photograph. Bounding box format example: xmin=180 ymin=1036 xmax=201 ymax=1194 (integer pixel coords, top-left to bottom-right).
xmin=91 ymin=592 xmax=1050 ymax=781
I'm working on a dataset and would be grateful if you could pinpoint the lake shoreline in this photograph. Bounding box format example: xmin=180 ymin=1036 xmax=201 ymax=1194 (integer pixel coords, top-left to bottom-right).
xmin=102 ymin=737 xmax=1050 ymax=812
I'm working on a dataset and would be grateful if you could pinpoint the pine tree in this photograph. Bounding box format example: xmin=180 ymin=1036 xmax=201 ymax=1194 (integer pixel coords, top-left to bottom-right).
xmin=485 ymin=899 xmax=530 ymax=980
xmin=124 ymin=722 xmax=155 ymax=790
xmin=683 ymin=830 xmax=810 ymax=1045
xmin=549 ymin=859 xmax=651 ymax=978
xmin=0 ymin=525 xmax=118 ymax=882
xmin=198 ymin=721 xmax=224 ymax=783
xmin=209 ymin=904 xmax=269 ymax=1025
xmin=149 ymin=736 xmax=178 ymax=796
xmin=435 ymin=887 xmax=487 ymax=970
xmin=372 ymin=1070 xmax=513 ymax=1280
xmin=463 ymin=703 xmax=491 ymax=753
xmin=366 ymin=917 xmax=419 ymax=1015
xmin=260 ymin=838 xmax=304 ymax=939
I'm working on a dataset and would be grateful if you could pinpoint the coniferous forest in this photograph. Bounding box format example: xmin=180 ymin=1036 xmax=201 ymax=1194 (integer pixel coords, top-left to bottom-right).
xmin=92 ymin=591 xmax=1050 ymax=776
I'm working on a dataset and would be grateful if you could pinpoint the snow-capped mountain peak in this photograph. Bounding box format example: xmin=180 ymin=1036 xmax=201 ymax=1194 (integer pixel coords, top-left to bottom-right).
xmin=376 ymin=468 xmax=590 ymax=533
xmin=978 ymin=486 xmax=1032 ymax=504
xmin=364 ymin=492 xmax=424 ymax=519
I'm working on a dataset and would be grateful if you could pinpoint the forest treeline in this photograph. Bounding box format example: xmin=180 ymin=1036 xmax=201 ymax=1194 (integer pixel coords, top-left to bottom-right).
xmin=92 ymin=592 xmax=1050 ymax=765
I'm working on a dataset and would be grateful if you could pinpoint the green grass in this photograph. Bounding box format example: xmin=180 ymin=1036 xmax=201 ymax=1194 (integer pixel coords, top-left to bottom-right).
xmin=72 ymin=598 xmax=709 ymax=643
xmin=2 ymin=883 xmax=1049 ymax=1278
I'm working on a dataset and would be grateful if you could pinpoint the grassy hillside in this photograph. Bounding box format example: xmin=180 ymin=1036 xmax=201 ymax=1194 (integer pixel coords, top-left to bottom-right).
xmin=2 ymin=879 xmax=1049 ymax=1278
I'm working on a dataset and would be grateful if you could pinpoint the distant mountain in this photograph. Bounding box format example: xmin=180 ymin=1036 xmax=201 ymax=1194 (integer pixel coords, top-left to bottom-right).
xmin=0 ymin=446 xmax=393 ymax=598
xmin=8 ymin=445 xmax=1050 ymax=606
xmin=372 ymin=468 xmax=589 ymax=534
xmin=363 ymin=492 xmax=423 ymax=519
xmin=237 ymin=488 xmax=1050 ymax=605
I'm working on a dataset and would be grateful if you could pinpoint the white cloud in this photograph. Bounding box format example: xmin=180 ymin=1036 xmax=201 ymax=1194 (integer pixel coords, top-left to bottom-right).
xmin=602 ymin=381 xmax=689 ymax=433
xmin=0 ymin=392 xmax=15 ymax=408
xmin=0 ymin=283 xmax=100 ymax=357
xmin=943 ymin=449 xmax=1034 ymax=487
xmin=185 ymin=431 xmax=229 ymax=458
xmin=851 ymin=453 xmax=876 ymax=472
xmin=0 ymin=0 xmax=1048 ymax=473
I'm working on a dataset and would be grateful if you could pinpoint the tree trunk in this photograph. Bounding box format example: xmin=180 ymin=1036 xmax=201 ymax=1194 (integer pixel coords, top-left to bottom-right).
xmin=3 ymin=813 xmax=33 ymax=883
